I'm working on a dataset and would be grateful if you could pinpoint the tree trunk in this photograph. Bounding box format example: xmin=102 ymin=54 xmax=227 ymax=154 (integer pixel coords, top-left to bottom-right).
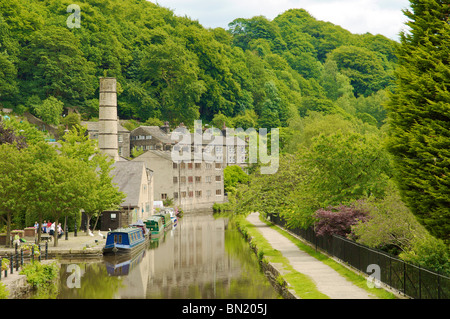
xmin=85 ymin=214 xmax=91 ymax=235
xmin=5 ymin=213 xmax=11 ymax=248
xmin=53 ymin=218 xmax=59 ymax=247
xmin=37 ymin=216 xmax=42 ymax=244
xmin=92 ymin=213 xmax=101 ymax=232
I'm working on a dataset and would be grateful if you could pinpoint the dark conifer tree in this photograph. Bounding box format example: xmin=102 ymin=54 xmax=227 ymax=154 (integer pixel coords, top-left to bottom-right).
xmin=386 ymin=0 xmax=450 ymax=242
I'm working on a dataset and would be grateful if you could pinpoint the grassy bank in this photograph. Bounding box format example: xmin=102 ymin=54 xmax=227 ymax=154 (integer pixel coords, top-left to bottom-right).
xmin=234 ymin=214 xmax=396 ymax=299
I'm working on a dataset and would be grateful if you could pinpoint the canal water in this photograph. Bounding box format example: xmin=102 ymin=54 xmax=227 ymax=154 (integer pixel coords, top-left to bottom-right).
xmin=52 ymin=211 xmax=281 ymax=299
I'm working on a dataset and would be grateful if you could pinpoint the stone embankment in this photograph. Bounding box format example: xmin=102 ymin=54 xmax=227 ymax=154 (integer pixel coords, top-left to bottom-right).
xmin=0 ymin=232 xmax=106 ymax=298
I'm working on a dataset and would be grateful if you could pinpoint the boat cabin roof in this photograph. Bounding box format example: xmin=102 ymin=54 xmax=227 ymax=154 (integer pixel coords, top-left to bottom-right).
xmin=108 ymin=227 xmax=142 ymax=234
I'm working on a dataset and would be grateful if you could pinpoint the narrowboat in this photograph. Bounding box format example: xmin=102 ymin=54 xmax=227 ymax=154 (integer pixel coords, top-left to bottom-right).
xmin=155 ymin=211 xmax=172 ymax=229
xmin=144 ymin=215 xmax=164 ymax=238
xmin=103 ymin=227 xmax=147 ymax=255
xmin=130 ymin=220 xmax=150 ymax=238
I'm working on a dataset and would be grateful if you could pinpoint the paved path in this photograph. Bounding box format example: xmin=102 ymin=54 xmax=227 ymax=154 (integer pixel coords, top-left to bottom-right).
xmin=246 ymin=212 xmax=377 ymax=299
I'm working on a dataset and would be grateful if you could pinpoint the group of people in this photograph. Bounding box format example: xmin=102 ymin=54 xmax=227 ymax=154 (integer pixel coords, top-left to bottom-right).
xmin=33 ymin=221 xmax=64 ymax=239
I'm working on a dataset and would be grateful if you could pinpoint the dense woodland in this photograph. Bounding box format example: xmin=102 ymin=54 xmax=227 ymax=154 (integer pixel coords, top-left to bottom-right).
xmin=0 ymin=0 xmax=449 ymax=275
xmin=0 ymin=0 xmax=397 ymax=127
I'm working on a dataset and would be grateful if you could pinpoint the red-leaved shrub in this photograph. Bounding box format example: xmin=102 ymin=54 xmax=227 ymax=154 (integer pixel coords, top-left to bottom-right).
xmin=314 ymin=204 xmax=369 ymax=238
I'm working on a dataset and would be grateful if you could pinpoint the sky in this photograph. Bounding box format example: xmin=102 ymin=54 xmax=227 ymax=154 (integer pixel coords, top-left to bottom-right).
xmin=151 ymin=0 xmax=411 ymax=41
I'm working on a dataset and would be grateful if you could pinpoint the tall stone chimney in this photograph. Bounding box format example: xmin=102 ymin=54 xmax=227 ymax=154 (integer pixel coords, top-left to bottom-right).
xmin=98 ymin=77 xmax=119 ymax=162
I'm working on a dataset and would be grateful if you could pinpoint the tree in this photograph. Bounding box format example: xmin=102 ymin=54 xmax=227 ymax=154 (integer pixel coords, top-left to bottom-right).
xmin=386 ymin=0 xmax=450 ymax=242
xmin=58 ymin=126 xmax=125 ymax=234
xmin=34 ymin=96 xmax=64 ymax=126
xmin=20 ymin=26 xmax=97 ymax=105
xmin=327 ymin=45 xmax=390 ymax=97
xmin=258 ymin=81 xmax=282 ymax=128
xmin=0 ymin=14 xmax=18 ymax=101
xmin=140 ymin=38 xmax=206 ymax=125
xmin=0 ymin=143 xmax=29 ymax=247
xmin=224 ymin=165 xmax=249 ymax=195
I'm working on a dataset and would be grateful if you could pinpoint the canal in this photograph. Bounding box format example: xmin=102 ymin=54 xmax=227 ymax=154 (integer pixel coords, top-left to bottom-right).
xmin=52 ymin=211 xmax=281 ymax=299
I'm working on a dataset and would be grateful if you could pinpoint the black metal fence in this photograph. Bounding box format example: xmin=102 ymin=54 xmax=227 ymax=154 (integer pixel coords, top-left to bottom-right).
xmin=0 ymin=243 xmax=49 ymax=281
xmin=268 ymin=213 xmax=450 ymax=299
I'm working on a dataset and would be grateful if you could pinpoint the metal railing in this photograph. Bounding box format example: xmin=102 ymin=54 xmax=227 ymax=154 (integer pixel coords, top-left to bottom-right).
xmin=268 ymin=213 xmax=450 ymax=299
xmin=0 ymin=243 xmax=49 ymax=281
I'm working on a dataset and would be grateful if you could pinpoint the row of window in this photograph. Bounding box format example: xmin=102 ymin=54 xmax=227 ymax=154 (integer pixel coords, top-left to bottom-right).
xmin=131 ymin=135 xmax=152 ymax=140
xmin=173 ymin=162 xmax=222 ymax=169
xmin=161 ymin=189 xmax=222 ymax=200
xmin=173 ymin=176 xmax=221 ymax=183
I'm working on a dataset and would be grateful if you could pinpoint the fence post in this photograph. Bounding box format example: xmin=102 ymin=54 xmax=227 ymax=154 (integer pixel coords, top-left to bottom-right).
xmin=45 ymin=242 xmax=48 ymax=259
xmin=20 ymin=249 xmax=23 ymax=267
xmin=0 ymin=258 xmax=2 ymax=280
xmin=438 ymin=270 xmax=441 ymax=299
xmin=38 ymin=245 xmax=41 ymax=262
xmin=15 ymin=251 xmax=19 ymax=272
xmin=9 ymin=254 xmax=13 ymax=275
xmin=31 ymin=245 xmax=34 ymax=263
xmin=403 ymin=262 xmax=406 ymax=295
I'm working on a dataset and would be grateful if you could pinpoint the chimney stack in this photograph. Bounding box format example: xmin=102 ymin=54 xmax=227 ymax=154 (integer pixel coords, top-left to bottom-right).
xmin=98 ymin=77 xmax=119 ymax=162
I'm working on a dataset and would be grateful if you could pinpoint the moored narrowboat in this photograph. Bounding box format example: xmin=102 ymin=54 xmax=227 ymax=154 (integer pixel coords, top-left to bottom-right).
xmin=155 ymin=211 xmax=172 ymax=229
xmin=103 ymin=227 xmax=147 ymax=255
xmin=130 ymin=220 xmax=150 ymax=238
xmin=145 ymin=215 xmax=164 ymax=238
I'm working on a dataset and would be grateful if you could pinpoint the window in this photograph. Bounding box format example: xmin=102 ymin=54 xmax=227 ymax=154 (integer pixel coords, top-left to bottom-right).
xmin=174 ymin=192 xmax=179 ymax=199
xmin=215 ymin=163 xmax=221 ymax=169
xmin=173 ymin=162 xmax=178 ymax=169
xmin=161 ymin=193 xmax=167 ymax=200
xmin=195 ymin=191 xmax=202 ymax=197
xmin=180 ymin=176 xmax=186 ymax=183
xmin=173 ymin=176 xmax=178 ymax=183
xmin=195 ymin=176 xmax=201 ymax=182
xmin=118 ymin=146 xmax=123 ymax=156
xmin=188 ymin=176 xmax=193 ymax=183
xmin=118 ymin=134 xmax=123 ymax=143
xmin=114 ymin=235 xmax=122 ymax=244
xmin=216 ymin=189 xmax=222 ymax=195
xmin=215 ymin=175 xmax=221 ymax=182
xmin=206 ymin=163 xmax=212 ymax=169
xmin=195 ymin=163 xmax=201 ymax=169
xmin=206 ymin=176 xmax=212 ymax=183
xmin=180 ymin=163 xmax=186 ymax=169
xmin=188 ymin=191 xmax=193 ymax=198
xmin=181 ymin=191 xmax=186 ymax=198
xmin=188 ymin=163 xmax=193 ymax=169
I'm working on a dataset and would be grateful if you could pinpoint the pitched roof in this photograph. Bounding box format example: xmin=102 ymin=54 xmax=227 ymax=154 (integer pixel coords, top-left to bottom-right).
xmin=110 ymin=161 xmax=147 ymax=208
xmin=131 ymin=126 xmax=173 ymax=144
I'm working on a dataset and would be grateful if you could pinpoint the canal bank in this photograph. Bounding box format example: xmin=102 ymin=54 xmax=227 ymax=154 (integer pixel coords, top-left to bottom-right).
xmin=0 ymin=232 xmax=105 ymax=299
xmin=237 ymin=212 xmax=396 ymax=299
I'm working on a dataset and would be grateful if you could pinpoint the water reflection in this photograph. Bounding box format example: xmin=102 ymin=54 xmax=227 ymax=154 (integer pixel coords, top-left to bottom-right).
xmin=56 ymin=212 xmax=280 ymax=299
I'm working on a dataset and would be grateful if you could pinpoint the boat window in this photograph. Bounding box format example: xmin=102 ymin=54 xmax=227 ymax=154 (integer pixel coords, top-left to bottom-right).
xmin=118 ymin=235 xmax=122 ymax=244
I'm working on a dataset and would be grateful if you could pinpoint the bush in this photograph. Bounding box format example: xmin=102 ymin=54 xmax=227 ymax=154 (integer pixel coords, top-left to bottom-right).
xmin=0 ymin=282 xmax=9 ymax=299
xmin=20 ymin=262 xmax=59 ymax=289
xmin=314 ymin=204 xmax=368 ymax=237
xmin=400 ymin=236 xmax=450 ymax=276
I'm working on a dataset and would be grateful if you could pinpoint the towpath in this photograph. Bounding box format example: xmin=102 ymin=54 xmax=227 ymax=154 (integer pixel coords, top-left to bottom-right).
xmin=246 ymin=212 xmax=377 ymax=299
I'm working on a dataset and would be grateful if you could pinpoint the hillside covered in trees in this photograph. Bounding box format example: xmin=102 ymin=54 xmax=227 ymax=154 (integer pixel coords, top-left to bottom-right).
xmin=2 ymin=0 xmax=448 ymax=275
xmin=0 ymin=0 xmax=397 ymax=128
